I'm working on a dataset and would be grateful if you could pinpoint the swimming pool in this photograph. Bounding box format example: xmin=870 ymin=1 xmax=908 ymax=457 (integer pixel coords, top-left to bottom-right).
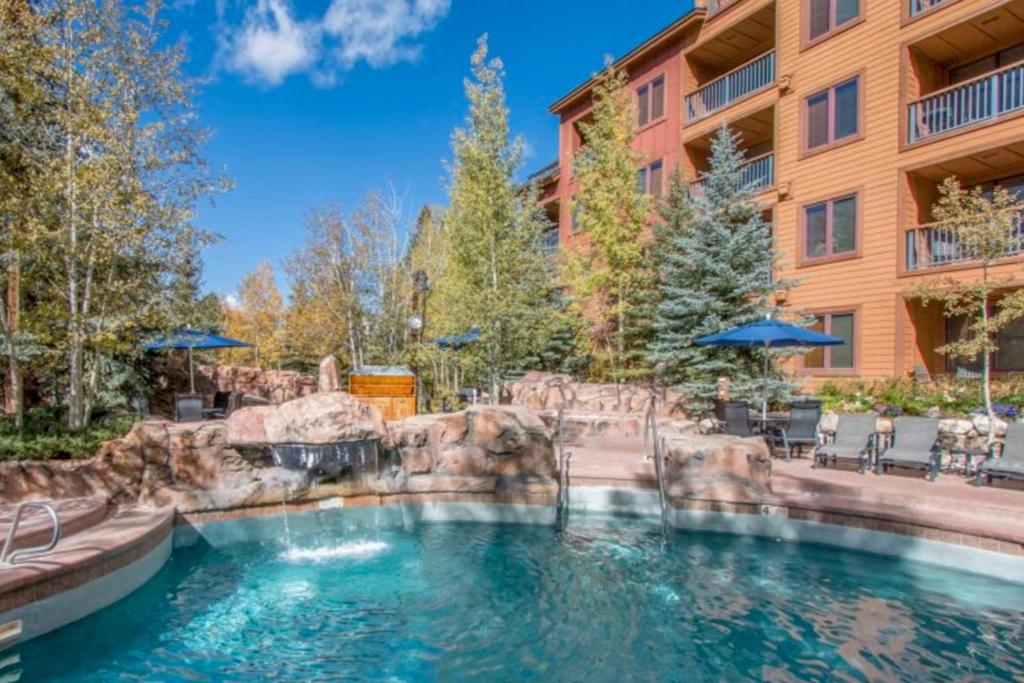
xmin=10 ymin=507 xmax=1024 ymax=681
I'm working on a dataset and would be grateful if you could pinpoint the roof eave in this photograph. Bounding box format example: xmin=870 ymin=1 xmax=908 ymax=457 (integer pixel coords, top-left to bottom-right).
xmin=547 ymin=8 xmax=705 ymax=115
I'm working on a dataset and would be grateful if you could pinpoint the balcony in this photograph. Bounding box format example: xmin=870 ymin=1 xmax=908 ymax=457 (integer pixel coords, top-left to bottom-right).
xmin=905 ymin=218 xmax=1024 ymax=271
xmin=908 ymin=61 xmax=1024 ymax=143
xmin=690 ymin=152 xmax=774 ymax=199
xmin=686 ymin=51 xmax=775 ymax=122
xmin=909 ymin=0 xmax=950 ymax=18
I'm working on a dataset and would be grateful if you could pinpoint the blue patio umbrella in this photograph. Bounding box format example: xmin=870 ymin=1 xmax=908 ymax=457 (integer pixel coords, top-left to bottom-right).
xmin=433 ymin=327 xmax=481 ymax=350
xmin=695 ymin=317 xmax=844 ymax=418
xmin=144 ymin=329 xmax=254 ymax=393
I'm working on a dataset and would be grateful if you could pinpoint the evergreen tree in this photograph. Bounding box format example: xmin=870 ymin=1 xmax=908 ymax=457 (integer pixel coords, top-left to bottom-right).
xmin=440 ymin=36 xmax=557 ymax=402
xmin=648 ymin=126 xmax=792 ymax=404
xmin=564 ymin=59 xmax=652 ymax=383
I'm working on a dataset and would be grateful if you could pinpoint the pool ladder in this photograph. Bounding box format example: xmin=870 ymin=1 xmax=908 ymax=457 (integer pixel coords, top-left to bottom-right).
xmin=555 ymin=407 xmax=573 ymax=531
xmin=0 ymin=502 xmax=62 ymax=566
xmin=643 ymin=397 xmax=670 ymax=537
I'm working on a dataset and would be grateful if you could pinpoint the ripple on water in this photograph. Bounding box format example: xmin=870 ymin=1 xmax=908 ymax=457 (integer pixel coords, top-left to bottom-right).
xmin=11 ymin=516 xmax=1024 ymax=682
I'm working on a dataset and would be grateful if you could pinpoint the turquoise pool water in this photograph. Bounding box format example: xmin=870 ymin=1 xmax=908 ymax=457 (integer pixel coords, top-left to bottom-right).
xmin=11 ymin=508 xmax=1024 ymax=681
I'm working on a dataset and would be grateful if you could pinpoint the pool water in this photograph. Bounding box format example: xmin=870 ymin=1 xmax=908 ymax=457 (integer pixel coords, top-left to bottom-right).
xmin=11 ymin=509 xmax=1024 ymax=682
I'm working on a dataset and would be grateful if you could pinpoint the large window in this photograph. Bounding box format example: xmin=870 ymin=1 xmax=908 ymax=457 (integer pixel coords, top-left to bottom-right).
xmin=805 ymin=77 xmax=859 ymax=152
xmin=804 ymin=193 xmax=857 ymax=260
xmin=637 ymin=160 xmax=664 ymax=197
xmin=804 ymin=312 xmax=855 ymax=371
xmin=807 ymin=0 xmax=860 ymax=43
xmin=637 ymin=76 xmax=665 ymax=127
xmin=947 ymin=314 xmax=1024 ymax=373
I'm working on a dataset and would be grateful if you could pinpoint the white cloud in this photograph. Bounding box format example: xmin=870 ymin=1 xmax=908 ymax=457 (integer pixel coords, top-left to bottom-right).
xmin=323 ymin=0 xmax=451 ymax=69
xmin=224 ymin=0 xmax=321 ymax=86
xmin=220 ymin=0 xmax=451 ymax=87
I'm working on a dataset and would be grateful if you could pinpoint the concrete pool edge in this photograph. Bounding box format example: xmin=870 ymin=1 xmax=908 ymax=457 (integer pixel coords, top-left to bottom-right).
xmin=5 ymin=483 xmax=1024 ymax=650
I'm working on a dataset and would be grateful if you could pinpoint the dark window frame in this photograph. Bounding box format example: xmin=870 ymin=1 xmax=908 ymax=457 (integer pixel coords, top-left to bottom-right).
xmin=802 ymin=310 xmax=857 ymax=373
xmin=638 ymin=159 xmax=664 ymax=197
xmin=802 ymin=75 xmax=862 ymax=156
xmin=804 ymin=0 xmax=863 ymax=49
xmin=636 ymin=75 xmax=666 ymax=128
xmin=800 ymin=191 xmax=860 ymax=265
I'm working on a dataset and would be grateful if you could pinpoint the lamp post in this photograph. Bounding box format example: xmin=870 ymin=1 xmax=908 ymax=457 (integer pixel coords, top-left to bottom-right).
xmin=410 ymin=270 xmax=430 ymax=413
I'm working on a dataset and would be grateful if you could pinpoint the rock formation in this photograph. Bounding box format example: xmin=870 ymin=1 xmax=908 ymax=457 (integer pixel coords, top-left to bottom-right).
xmin=502 ymin=371 xmax=688 ymax=417
xmin=663 ymin=434 xmax=772 ymax=503
xmin=317 ymin=355 xmax=342 ymax=393
xmin=225 ymin=392 xmax=387 ymax=447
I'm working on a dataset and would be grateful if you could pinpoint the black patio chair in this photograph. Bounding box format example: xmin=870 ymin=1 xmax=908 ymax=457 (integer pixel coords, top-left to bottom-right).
xmin=722 ymin=400 xmax=755 ymax=437
xmin=876 ymin=416 xmax=942 ymax=482
xmin=772 ymin=400 xmax=822 ymax=461
xmin=814 ymin=413 xmax=878 ymax=474
xmin=207 ymin=391 xmax=239 ymax=419
xmin=174 ymin=393 xmax=204 ymax=423
xmin=976 ymin=421 xmax=1024 ymax=486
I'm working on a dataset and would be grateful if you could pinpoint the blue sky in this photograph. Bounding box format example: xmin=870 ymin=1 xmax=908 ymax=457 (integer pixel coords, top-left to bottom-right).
xmin=169 ymin=0 xmax=692 ymax=297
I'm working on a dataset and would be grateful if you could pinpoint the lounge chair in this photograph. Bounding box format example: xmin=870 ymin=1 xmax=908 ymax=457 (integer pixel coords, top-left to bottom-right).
xmin=773 ymin=400 xmax=822 ymax=461
xmin=876 ymin=416 xmax=942 ymax=481
xmin=814 ymin=413 xmax=877 ymax=474
xmin=722 ymin=401 xmax=755 ymax=437
xmin=174 ymin=393 xmax=204 ymax=423
xmin=976 ymin=421 xmax=1024 ymax=486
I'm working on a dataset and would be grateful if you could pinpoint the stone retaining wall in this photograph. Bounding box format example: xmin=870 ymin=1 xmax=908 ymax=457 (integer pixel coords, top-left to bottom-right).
xmin=502 ymin=371 xmax=688 ymax=417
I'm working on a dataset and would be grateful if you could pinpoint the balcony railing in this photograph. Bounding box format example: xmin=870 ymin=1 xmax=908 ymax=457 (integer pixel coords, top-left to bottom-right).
xmin=686 ymin=51 xmax=775 ymax=123
xmin=905 ymin=216 xmax=1024 ymax=271
xmin=690 ymin=152 xmax=774 ymax=200
xmin=541 ymin=226 xmax=560 ymax=255
xmin=909 ymin=0 xmax=950 ymax=18
xmin=908 ymin=60 xmax=1024 ymax=143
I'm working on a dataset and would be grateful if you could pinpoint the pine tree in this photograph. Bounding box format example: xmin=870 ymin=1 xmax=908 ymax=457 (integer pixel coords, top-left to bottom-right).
xmin=648 ymin=126 xmax=792 ymax=404
xmin=564 ymin=59 xmax=652 ymax=383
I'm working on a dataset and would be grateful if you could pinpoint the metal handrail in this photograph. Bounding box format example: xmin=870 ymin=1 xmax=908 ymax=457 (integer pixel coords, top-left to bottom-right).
xmin=0 ymin=502 xmax=62 ymax=565
xmin=555 ymin=407 xmax=573 ymax=531
xmin=644 ymin=397 xmax=669 ymax=537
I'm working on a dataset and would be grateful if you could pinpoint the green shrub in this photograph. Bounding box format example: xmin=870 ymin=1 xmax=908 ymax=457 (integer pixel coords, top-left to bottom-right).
xmin=816 ymin=378 xmax=1024 ymax=418
xmin=0 ymin=408 xmax=140 ymax=461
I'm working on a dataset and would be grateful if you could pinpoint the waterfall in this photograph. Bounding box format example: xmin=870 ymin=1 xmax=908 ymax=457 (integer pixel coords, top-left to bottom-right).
xmin=269 ymin=440 xmax=380 ymax=483
xmin=280 ymin=486 xmax=293 ymax=551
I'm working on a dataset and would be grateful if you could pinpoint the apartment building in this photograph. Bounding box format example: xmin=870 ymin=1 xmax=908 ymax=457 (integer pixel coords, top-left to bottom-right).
xmin=532 ymin=0 xmax=1024 ymax=384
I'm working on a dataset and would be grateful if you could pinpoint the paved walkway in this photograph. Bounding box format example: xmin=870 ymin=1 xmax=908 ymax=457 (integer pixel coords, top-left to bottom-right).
xmin=564 ymin=433 xmax=1024 ymax=545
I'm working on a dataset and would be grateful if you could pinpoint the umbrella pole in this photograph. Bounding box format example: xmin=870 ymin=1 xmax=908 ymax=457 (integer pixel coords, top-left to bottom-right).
xmin=188 ymin=346 xmax=195 ymax=394
xmin=762 ymin=345 xmax=769 ymax=420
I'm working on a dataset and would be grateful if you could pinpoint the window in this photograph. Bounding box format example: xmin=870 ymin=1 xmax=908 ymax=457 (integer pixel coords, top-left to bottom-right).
xmin=804 ymin=194 xmax=857 ymax=260
xmin=950 ymin=43 xmax=1024 ymax=85
xmin=947 ymin=314 xmax=1024 ymax=373
xmin=807 ymin=0 xmax=860 ymax=42
xmin=805 ymin=77 xmax=859 ymax=152
xmin=637 ymin=76 xmax=665 ymax=127
xmin=803 ymin=312 xmax=855 ymax=370
xmin=637 ymin=160 xmax=664 ymax=196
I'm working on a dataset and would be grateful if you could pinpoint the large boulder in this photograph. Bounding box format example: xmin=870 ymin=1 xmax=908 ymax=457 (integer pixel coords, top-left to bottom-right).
xmin=388 ymin=404 xmax=555 ymax=478
xmin=225 ymin=392 xmax=387 ymax=446
xmin=318 ymin=355 xmax=342 ymax=393
xmin=663 ymin=434 xmax=771 ymax=503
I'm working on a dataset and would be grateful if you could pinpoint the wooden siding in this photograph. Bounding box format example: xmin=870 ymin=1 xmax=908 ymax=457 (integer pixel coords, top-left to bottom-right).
xmin=349 ymin=375 xmax=416 ymax=421
xmin=550 ymin=0 xmax=1024 ymax=385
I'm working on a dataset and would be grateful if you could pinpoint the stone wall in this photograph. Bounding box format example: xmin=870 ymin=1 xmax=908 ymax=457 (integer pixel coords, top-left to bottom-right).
xmin=195 ymin=364 xmax=317 ymax=403
xmin=502 ymin=371 xmax=688 ymax=417
xmin=819 ymin=412 xmax=1009 ymax=451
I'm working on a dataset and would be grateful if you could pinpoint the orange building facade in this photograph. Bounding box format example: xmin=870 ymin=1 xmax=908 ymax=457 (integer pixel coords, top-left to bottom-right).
xmin=532 ymin=0 xmax=1024 ymax=385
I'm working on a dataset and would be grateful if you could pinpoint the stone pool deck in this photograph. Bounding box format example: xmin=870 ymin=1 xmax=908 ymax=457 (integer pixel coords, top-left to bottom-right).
xmin=567 ymin=433 xmax=1024 ymax=556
